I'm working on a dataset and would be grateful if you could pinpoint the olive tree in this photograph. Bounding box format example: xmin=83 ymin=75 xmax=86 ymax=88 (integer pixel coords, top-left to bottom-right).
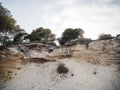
xmin=29 ymin=27 xmax=56 ymax=43
xmin=58 ymin=28 xmax=84 ymax=45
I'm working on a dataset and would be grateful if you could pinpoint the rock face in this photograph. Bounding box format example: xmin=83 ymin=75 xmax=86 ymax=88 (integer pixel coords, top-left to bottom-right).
xmin=50 ymin=39 xmax=118 ymax=65
xmin=0 ymin=49 xmax=27 ymax=84
xmin=1 ymin=59 xmax=120 ymax=90
xmin=0 ymin=38 xmax=119 ymax=88
xmin=88 ymin=39 xmax=120 ymax=64
xmin=15 ymin=38 xmax=120 ymax=65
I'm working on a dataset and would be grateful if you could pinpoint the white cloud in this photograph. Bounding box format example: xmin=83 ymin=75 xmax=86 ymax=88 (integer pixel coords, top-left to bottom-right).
xmin=1 ymin=0 xmax=120 ymax=39
xmin=41 ymin=0 xmax=120 ymax=39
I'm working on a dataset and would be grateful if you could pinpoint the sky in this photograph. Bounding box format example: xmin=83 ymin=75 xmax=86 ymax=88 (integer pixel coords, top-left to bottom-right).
xmin=1 ymin=0 xmax=120 ymax=39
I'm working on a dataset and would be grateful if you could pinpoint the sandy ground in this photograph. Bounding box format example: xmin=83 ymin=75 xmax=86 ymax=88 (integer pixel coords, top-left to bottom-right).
xmin=1 ymin=59 xmax=120 ymax=90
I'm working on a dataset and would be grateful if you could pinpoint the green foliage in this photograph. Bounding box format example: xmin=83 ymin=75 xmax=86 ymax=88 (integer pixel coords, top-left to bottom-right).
xmin=50 ymin=34 xmax=56 ymax=41
xmin=0 ymin=45 xmax=4 ymax=50
xmin=0 ymin=3 xmax=16 ymax=32
xmin=57 ymin=63 xmax=69 ymax=74
xmin=13 ymin=25 xmax=29 ymax=44
xmin=116 ymin=34 xmax=120 ymax=37
xmin=116 ymin=34 xmax=120 ymax=40
xmin=29 ymin=27 xmax=56 ymax=43
xmin=4 ymin=40 xmax=13 ymax=46
xmin=14 ymin=33 xmax=27 ymax=43
xmin=98 ymin=33 xmax=113 ymax=40
xmin=0 ymin=40 xmax=13 ymax=49
xmin=0 ymin=3 xmax=16 ymax=46
xmin=0 ymin=15 xmax=16 ymax=31
xmin=62 ymin=28 xmax=84 ymax=38
xmin=58 ymin=28 xmax=84 ymax=45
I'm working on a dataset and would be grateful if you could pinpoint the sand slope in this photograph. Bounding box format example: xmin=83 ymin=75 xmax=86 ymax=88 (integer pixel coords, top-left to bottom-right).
xmin=1 ymin=59 xmax=120 ymax=90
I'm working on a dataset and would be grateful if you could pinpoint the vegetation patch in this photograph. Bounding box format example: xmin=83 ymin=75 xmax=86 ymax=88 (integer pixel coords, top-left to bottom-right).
xmin=57 ymin=63 xmax=69 ymax=74
xmin=98 ymin=33 xmax=113 ymax=40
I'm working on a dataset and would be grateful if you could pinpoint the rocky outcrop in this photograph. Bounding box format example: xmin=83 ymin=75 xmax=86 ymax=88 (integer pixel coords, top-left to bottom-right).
xmin=3 ymin=38 xmax=119 ymax=67
xmin=45 ymin=39 xmax=120 ymax=65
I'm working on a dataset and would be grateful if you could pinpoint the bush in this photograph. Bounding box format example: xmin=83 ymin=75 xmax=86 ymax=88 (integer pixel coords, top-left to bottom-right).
xmin=0 ymin=46 xmax=4 ymax=50
xmin=116 ymin=34 xmax=120 ymax=40
xmin=0 ymin=40 xmax=13 ymax=50
xmin=4 ymin=40 xmax=13 ymax=46
xmin=57 ymin=63 xmax=69 ymax=74
xmin=98 ymin=33 xmax=113 ymax=40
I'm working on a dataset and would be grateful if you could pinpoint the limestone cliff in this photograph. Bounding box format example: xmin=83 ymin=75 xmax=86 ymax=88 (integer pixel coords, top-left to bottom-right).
xmin=47 ymin=38 xmax=120 ymax=65
xmin=0 ymin=38 xmax=119 ymax=89
xmin=15 ymin=38 xmax=120 ymax=65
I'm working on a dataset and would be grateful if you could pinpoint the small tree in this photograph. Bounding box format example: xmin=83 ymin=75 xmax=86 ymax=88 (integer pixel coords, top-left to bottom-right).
xmin=29 ymin=27 xmax=56 ymax=43
xmin=58 ymin=28 xmax=84 ymax=45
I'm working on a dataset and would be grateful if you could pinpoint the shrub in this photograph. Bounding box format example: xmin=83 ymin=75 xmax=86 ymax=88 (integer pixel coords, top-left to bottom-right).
xmin=0 ymin=46 xmax=4 ymax=50
xmin=98 ymin=33 xmax=113 ymax=40
xmin=4 ymin=40 xmax=13 ymax=46
xmin=116 ymin=34 xmax=120 ymax=40
xmin=116 ymin=34 xmax=120 ymax=37
xmin=57 ymin=63 xmax=69 ymax=74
